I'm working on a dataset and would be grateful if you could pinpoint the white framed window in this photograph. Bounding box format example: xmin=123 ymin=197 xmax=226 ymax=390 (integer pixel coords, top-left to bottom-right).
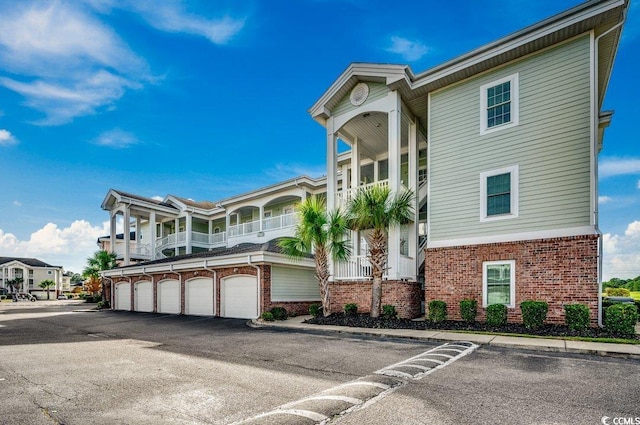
xmin=480 ymin=165 xmax=519 ymax=222
xmin=283 ymin=206 xmax=294 ymax=215
xmin=47 ymin=270 xmax=53 ymax=275
xmin=480 ymin=73 xmax=519 ymax=135
xmin=483 ymin=260 xmax=515 ymax=308
xmin=263 ymin=210 xmax=272 ymax=218
xmin=213 ymin=226 xmax=220 ymax=234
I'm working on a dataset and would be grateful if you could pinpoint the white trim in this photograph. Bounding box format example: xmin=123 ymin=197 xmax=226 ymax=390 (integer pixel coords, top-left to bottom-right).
xmin=427 ymin=225 xmax=597 ymax=248
xmin=482 ymin=260 xmax=516 ymax=308
xmin=263 ymin=210 xmax=272 ymax=218
xmin=479 ymin=165 xmax=519 ymax=222
xmin=480 ymin=73 xmax=519 ymax=135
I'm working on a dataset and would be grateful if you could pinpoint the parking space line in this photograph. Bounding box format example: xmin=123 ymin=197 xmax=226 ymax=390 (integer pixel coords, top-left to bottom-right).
xmin=335 ymin=381 xmax=391 ymax=390
xmin=252 ymin=409 xmax=329 ymax=422
xmin=296 ymin=395 xmax=363 ymax=405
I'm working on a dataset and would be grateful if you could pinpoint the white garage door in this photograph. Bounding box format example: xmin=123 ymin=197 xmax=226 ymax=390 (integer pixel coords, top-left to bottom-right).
xmin=158 ymin=280 xmax=180 ymax=314
xmin=186 ymin=278 xmax=214 ymax=316
xmin=115 ymin=283 xmax=131 ymax=311
xmin=222 ymin=275 xmax=258 ymax=319
xmin=134 ymin=281 xmax=153 ymax=312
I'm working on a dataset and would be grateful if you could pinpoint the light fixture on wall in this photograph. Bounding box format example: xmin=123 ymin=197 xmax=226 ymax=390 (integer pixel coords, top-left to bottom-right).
xmin=233 ymin=268 xmax=238 ymax=273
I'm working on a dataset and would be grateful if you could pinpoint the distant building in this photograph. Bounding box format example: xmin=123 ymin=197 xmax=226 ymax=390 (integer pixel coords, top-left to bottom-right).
xmin=0 ymin=257 xmax=64 ymax=299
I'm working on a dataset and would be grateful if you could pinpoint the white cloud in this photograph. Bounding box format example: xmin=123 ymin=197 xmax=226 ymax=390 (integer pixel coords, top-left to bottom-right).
xmin=0 ymin=220 xmax=111 ymax=273
xmin=93 ymin=129 xmax=140 ymax=149
xmin=0 ymin=129 xmax=17 ymax=146
xmin=12 ymin=200 xmax=22 ymax=207
xmin=599 ymin=157 xmax=640 ymax=178
xmin=386 ymin=36 xmax=429 ymax=61
xmin=0 ymin=2 xmax=149 ymax=125
xmin=264 ymin=163 xmax=327 ymax=180
xmin=637 ymin=180 xmax=640 ymax=190
xmin=86 ymin=1 xmax=245 ymax=44
xmin=602 ymin=220 xmax=640 ymax=280
xmin=598 ymin=195 xmax=612 ymax=204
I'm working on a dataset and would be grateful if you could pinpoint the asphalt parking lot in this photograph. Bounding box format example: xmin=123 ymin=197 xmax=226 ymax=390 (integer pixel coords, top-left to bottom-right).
xmin=1 ymin=302 xmax=639 ymax=425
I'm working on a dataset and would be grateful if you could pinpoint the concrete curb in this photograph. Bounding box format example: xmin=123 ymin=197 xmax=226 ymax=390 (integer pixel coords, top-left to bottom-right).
xmin=250 ymin=317 xmax=640 ymax=359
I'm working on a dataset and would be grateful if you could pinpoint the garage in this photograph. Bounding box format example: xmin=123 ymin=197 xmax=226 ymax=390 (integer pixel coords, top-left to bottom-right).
xmin=185 ymin=278 xmax=214 ymax=316
xmin=157 ymin=280 xmax=180 ymax=314
xmin=115 ymin=282 xmax=131 ymax=311
xmin=134 ymin=281 xmax=153 ymax=312
xmin=221 ymin=275 xmax=258 ymax=319
xmin=271 ymin=266 xmax=320 ymax=302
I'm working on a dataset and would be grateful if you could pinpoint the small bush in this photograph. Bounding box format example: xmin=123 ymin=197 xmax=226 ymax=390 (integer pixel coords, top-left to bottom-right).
xmin=564 ymin=304 xmax=590 ymax=331
xmin=270 ymin=307 xmax=288 ymax=320
xmin=486 ymin=304 xmax=507 ymax=327
xmin=78 ymin=293 xmax=87 ymax=300
xmin=428 ymin=300 xmax=447 ymax=323
xmin=309 ymin=303 xmax=323 ymax=317
xmin=96 ymin=300 xmax=109 ymax=309
xmin=459 ymin=299 xmax=477 ymax=322
xmin=260 ymin=312 xmax=275 ymax=322
xmin=635 ymin=301 xmax=640 ymax=320
xmin=604 ymin=304 xmax=639 ymax=335
xmin=520 ymin=300 xmax=548 ymax=329
xmin=382 ymin=305 xmax=397 ymax=319
xmin=67 ymin=294 xmax=74 ymax=299
xmin=0 ymin=295 xmax=6 ymax=300
xmin=344 ymin=303 xmax=358 ymax=316
xmin=605 ymin=287 xmax=631 ymax=297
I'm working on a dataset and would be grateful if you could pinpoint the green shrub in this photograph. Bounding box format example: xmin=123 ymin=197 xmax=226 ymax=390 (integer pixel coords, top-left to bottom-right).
xmin=605 ymin=287 xmax=631 ymax=297
xmin=96 ymin=300 xmax=109 ymax=309
xmin=635 ymin=301 xmax=640 ymax=320
xmin=67 ymin=294 xmax=74 ymax=299
xmin=78 ymin=293 xmax=87 ymax=300
xmin=486 ymin=304 xmax=507 ymax=327
xmin=428 ymin=300 xmax=447 ymax=323
xmin=604 ymin=304 xmax=639 ymax=335
xmin=0 ymin=295 xmax=6 ymax=300
xmin=344 ymin=303 xmax=358 ymax=316
xmin=309 ymin=303 xmax=323 ymax=317
xmin=260 ymin=312 xmax=275 ymax=322
xmin=382 ymin=305 xmax=397 ymax=319
xmin=520 ymin=300 xmax=548 ymax=329
xmin=459 ymin=299 xmax=477 ymax=322
xmin=564 ymin=304 xmax=590 ymax=331
xmin=270 ymin=307 xmax=288 ymax=320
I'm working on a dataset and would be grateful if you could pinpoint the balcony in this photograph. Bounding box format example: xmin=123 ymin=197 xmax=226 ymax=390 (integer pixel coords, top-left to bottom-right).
xmin=113 ymin=242 xmax=152 ymax=260
xmin=335 ymin=180 xmax=390 ymax=208
xmin=334 ymin=254 xmax=416 ymax=280
xmin=227 ymin=213 xmax=298 ymax=243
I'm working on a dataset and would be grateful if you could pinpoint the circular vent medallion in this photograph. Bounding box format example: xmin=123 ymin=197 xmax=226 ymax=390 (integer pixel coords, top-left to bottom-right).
xmin=350 ymin=83 xmax=369 ymax=106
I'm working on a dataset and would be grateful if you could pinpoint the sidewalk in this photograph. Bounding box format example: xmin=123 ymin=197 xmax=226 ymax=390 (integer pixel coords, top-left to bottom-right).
xmin=250 ymin=315 xmax=640 ymax=359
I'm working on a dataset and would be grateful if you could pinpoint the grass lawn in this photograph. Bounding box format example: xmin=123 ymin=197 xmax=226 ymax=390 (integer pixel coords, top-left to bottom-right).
xmin=631 ymin=292 xmax=640 ymax=300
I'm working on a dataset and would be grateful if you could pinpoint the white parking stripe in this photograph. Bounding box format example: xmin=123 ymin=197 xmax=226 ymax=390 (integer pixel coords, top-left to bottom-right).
xmin=251 ymin=409 xmax=328 ymax=422
xmin=411 ymin=358 xmax=444 ymax=365
xmin=302 ymin=395 xmax=363 ymax=405
xmin=335 ymin=381 xmax=391 ymax=390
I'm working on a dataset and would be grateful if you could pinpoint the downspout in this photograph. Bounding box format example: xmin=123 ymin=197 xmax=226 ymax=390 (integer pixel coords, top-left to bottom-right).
xmin=594 ymin=12 xmax=626 ymax=328
xmin=203 ymin=261 xmax=217 ymax=316
xmin=247 ymin=255 xmax=261 ymax=317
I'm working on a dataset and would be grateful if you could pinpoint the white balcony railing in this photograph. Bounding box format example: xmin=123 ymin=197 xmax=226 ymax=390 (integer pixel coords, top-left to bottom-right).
xmin=335 ymin=255 xmax=376 ymax=280
xmin=336 ymin=180 xmax=390 ymax=207
xmin=228 ymin=213 xmax=298 ymax=238
xmin=114 ymin=242 xmax=152 ymax=259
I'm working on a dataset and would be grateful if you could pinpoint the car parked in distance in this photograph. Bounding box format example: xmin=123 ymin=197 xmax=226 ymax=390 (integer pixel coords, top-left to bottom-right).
xmin=12 ymin=293 xmax=37 ymax=302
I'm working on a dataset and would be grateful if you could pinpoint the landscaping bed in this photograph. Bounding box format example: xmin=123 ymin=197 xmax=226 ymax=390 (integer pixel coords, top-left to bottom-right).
xmin=305 ymin=313 xmax=640 ymax=341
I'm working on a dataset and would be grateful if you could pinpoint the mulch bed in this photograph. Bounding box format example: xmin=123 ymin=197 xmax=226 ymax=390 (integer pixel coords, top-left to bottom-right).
xmin=305 ymin=313 xmax=640 ymax=341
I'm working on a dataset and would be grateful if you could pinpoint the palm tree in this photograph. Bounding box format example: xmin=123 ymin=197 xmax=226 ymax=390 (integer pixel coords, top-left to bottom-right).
xmin=38 ymin=279 xmax=56 ymax=300
xmin=83 ymin=250 xmax=117 ymax=303
xmin=278 ymin=196 xmax=351 ymax=317
xmin=6 ymin=277 xmax=23 ymax=293
xmin=348 ymin=184 xmax=414 ymax=318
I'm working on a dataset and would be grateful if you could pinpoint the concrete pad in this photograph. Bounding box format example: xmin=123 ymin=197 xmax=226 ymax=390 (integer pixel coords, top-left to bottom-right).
xmin=490 ymin=335 xmax=565 ymax=351
xmin=565 ymin=340 xmax=640 ymax=357
xmin=430 ymin=332 xmax=495 ymax=344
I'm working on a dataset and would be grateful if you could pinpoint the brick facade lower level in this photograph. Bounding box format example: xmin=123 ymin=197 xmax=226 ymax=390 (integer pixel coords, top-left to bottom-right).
xmin=329 ymin=280 xmax=422 ymax=319
xmin=425 ymin=235 xmax=599 ymax=324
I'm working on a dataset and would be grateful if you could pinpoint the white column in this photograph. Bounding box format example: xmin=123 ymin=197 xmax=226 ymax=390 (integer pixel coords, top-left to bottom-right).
xmin=341 ymin=164 xmax=349 ymax=193
xmin=123 ymin=206 xmax=131 ymax=266
xmin=387 ymin=91 xmax=402 ymax=280
xmin=351 ymin=136 xmax=360 ymax=189
xmin=150 ymin=211 xmax=157 ymax=259
xmin=186 ymin=214 xmax=192 ymax=254
xmin=326 ymin=117 xmax=337 ymax=280
xmin=135 ymin=215 xmax=141 ymax=243
xmin=174 ymin=218 xmax=180 ymax=256
xmin=373 ymin=160 xmax=379 ymax=183
xmin=22 ymin=267 xmax=28 ymax=292
xmin=109 ymin=213 xmax=117 ymax=254
xmin=409 ymin=118 xmax=418 ymax=263
xmin=259 ymin=205 xmax=264 ymax=231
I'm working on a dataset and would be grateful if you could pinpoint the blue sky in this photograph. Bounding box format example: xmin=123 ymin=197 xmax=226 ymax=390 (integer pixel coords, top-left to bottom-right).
xmin=0 ymin=0 xmax=638 ymax=279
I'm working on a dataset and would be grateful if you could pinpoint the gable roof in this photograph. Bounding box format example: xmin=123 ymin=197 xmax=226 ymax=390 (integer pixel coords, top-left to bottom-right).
xmin=310 ymin=0 xmax=628 ymax=127
xmin=0 ymin=257 xmax=61 ymax=268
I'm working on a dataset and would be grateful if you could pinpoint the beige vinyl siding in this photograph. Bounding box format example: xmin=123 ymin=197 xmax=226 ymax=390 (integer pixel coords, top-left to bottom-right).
xmin=271 ymin=266 xmax=320 ymax=302
xmin=332 ymin=83 xmax=390 ymax=116
xmin=429 ymin=35 xmax=592 ymax=241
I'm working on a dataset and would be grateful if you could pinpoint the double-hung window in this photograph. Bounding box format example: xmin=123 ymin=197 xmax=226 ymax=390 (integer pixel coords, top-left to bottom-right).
xmin=480 ymin=165 xmax=518 ymax=222
xmin=483 ymin=260 xmax=515 ymax=308
xmin=480 ymin=73 xmax=519 ymax=134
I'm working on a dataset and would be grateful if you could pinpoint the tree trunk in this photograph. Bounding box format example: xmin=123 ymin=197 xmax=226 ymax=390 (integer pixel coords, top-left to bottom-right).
xmin=368 ymin=229 xmax=387 ymax=318
xmin=315 ymin=246 xmax=331 ymax=317
xmin=47 ymin=287 xmax=50 ymax=300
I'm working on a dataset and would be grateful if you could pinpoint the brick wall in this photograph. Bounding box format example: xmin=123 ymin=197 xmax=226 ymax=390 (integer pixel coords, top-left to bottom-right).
xmin=425 ymin=235 xmax=599 ymax=324
xmin=329 ymin=280 xmax=422 ymax=319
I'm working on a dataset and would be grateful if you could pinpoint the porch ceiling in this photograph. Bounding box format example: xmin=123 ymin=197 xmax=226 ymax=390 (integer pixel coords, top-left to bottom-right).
xmin=339 ymin=112 xmax=409 ymax=159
